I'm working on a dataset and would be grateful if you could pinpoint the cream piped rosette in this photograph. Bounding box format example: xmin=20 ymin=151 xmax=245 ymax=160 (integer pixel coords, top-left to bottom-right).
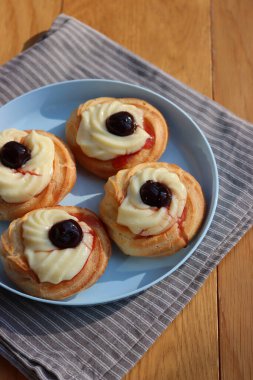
xmin=0 ymin=129 xmax=54 ymax=203
xmin=22 ymin=209 xmax=93 ymax=284
xmin=0 ymin=128 xmax=27 ymax=145
xmin=76 ymin=100 xmax=150 ymax=160
xmin=117 ymin=167 xmax=187 ymax=236
xmin=100 ymin=162 xmax=206 ymax=257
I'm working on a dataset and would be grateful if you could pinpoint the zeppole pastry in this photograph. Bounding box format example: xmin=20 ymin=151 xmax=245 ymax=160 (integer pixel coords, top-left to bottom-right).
xmin=100 ymin=162 xmax=205 ymax=257
xmin=66 ymin=97 xmax=168 ymax=178
xmin=0 ymin=129 xmax=76 ymax=221
xmin=0 ymin=206 xmax=111 ymax=300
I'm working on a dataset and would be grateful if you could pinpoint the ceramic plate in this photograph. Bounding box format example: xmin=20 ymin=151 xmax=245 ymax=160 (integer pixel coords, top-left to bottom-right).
xmin=0 ymin=80 xmax=218 ymax=306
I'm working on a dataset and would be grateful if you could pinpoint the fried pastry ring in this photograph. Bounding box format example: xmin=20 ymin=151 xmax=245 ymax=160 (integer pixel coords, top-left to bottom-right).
xmin=66 ymin=97 xmax=168 ymax=179
xmin=0 ymin=206 xmax=111 ymax=300
xmin=0 ymin=130 xmax=76 ymax=221
xmin=99 ymin=162 xmax=205 ymax=257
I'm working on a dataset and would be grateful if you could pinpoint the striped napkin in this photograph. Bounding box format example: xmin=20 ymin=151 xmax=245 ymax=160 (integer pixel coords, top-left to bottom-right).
xmin=0 ymin=14 xmax=252 ymax=380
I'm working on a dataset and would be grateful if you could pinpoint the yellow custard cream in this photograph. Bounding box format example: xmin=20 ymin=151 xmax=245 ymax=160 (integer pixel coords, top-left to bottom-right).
xmin=22 ymin=209 xmax=94 ymax=284
xmin=0 ymin=129 xmax=54 ymax=203
xmin=76 ymin=100 xmax=150 ymax=160
xmin=117 ymin=167 xmax=187 ymax=236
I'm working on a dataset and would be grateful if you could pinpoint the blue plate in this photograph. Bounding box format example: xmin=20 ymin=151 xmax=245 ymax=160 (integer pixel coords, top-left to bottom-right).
xmin=0 ymin=80 xmax=218 ymax=306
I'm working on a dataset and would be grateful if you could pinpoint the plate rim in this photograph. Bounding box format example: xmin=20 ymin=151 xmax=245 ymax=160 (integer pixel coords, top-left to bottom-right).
xmin=0 ymin=79 xmax=219 ymax=306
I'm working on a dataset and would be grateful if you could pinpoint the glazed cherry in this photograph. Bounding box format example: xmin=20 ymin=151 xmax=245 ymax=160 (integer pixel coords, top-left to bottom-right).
xmin=0 ymin=141 xmax=31 ymax=169
xmin=49 ymin=219 xmax=83 ymax=249
xmin=106 ymin=111 xmax=136 ymax=136
xmin=140 ymin=180 xmax=172 ymax=208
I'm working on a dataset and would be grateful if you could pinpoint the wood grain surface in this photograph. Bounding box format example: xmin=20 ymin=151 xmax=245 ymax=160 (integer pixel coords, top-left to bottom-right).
xmin=0 ymin=0 xmax=61 ymax=65
xmin=0 ymin=0 xmax=252 ymax=379
xmin=212 ymin=1 xmax=253 ymax=379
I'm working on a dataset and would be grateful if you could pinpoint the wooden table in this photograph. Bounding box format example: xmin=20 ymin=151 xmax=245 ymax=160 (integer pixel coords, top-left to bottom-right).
xmin=0 ymin=1 xmax=252 ymax=379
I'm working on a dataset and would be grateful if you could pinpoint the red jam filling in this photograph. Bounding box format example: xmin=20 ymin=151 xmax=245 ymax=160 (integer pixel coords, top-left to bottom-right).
xmin=15 ymin=168 xmax=41 ymax=176
xmin=71 ymin=213 xmax=100 ymax=251
xmin=112 ymin=118 xmax=155 ymax=170
xmin=135 ymin=207 xmax=188 ymax=246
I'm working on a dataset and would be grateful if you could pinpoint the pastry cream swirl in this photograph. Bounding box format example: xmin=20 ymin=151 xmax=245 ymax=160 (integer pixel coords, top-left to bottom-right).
xmin=22 ymin=209 xmax=94 ymax=284
xmin=117 ymin=167 xmax=187 ymax=236
xmin=76 ymin=100 xmax=150 ymax=160
xmin=0 ymin=129 xmax=54 ymax=203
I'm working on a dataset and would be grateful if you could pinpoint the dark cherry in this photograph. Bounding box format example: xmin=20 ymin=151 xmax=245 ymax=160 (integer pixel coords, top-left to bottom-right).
xmin=0 ymin=141 xmax=31 ymax=169
xmin=106 ymin=111 xmax=136 ymax=136
xmin=140 ymin=180 xmax=172 ymax=208
xmin=49 ymin=219 xmax=83 ymax=249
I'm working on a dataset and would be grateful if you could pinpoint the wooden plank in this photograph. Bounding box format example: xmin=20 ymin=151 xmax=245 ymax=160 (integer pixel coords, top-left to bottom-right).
xmin=212 ymin=0 xmax=253 ymax=121
xmin=0 ymin=356 xmax=26 ymax=380
xmin=212 ymin=2 xmax=253 ymax=379
xmin=217 ymin=231 xmax=253 ymax=380
xmin=0 ymin=0 xmax=62 ymax=65
xmin=63 ymin=1 xmax=219 ymax=379
xmin=0 ymin=2 xmax=62 ymax=379
xmin=63 ymin=0 xmax=212 ymax=96
xmin=125 ymin=271 xmax=218 ymax=380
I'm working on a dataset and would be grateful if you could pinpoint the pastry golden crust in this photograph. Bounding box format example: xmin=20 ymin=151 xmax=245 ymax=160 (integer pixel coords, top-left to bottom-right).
xmin=66 ymin=97 xmax=168 ymax=179
xmin=0 ymin=206 xmax=111 ymax=300
xmin=0 ymin=131 xmax=76 ymax=221
xmin=99 ymin=162 xmax=206 ymax=257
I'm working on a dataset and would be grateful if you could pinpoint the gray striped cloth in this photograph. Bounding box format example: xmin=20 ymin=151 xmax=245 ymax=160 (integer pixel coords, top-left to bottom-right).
xmin=0 ymin=14 xmax=252 ymax=380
